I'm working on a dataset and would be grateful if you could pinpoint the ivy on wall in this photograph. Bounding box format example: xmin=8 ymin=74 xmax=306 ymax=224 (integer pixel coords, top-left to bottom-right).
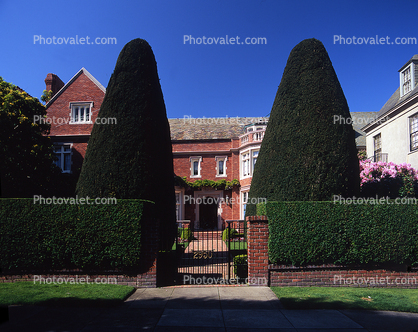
xmin=174 ymin=176 xmax=240 ymax=190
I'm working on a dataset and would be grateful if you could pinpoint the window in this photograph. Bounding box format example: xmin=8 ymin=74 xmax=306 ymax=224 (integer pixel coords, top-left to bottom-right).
xmin=241 ymin=149 xmax=259 ymax=178
xmin=190 ymin=157 xmax=202 ymax=178
xmin=252 ymin=150 xmax=259 ymax=170
xmin=241 ymin=191 xmax=248 ymax=219
xmin=242 ymin=152 xmax=250 ymax=177
xmin=175 ymin=192 xmax=182 ymax=221
xmin=70 ymin=103 xmax=92 ymax=123
xmin=400 ymin=64 xmax=414 ymax=97
xmin=410 ymin=114 xmax=418 ymax=151
xmin=215 ymin=156 xmax=227 ymax=177
xmin=373 ymin=134 xmax=382 ymax=161
xmin=54 ymin=144 xmax=72 ymax=173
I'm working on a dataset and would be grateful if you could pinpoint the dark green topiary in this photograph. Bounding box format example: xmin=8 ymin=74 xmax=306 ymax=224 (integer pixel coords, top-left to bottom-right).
xmin=246 ymin=38 xmax=359 ymax=216
xmin=76 ymin=38 xmax=176 ymax=249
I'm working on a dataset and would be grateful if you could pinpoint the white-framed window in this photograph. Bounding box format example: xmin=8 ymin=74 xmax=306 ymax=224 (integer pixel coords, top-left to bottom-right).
xmin=400 ymin=63 xmax=414 ymax=97
xmin=190 ymin=156 xmax=202 ymax=178
xmin=241 ymin=149 xmax=260 ymax=178
xmin=70 ymin=102 xmax=92 ymax=123
xmin=241 ymin=191 xmax=249 ymax=219
xmin=175 ymin=190 xmax=184 ymax=221
xmin=252 ymin=150 xmax=259 ymax=170
xmin=242 ymin=152 xmax=250 ymax=177
xmin=215 ymin=156 xmax=227 ymax=177
xmin=373 ymin=133 xmax=382 ymax=161
xmin=410 ymin=114 xmax=418 ymax=151
xmin=53 ymin=144 xmax=72 ymax=173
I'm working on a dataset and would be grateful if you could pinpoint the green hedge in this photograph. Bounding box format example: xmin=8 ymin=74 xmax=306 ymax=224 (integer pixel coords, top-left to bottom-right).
xmin=233 ymin=254 xmax=248 ymax=279
xmin=222 ymin=228 xmax=238 ymax=242
xmin=0 ymin=198 xmax=154 ymax=272
xmin=264 ymin=201 xmax=418 ymax=266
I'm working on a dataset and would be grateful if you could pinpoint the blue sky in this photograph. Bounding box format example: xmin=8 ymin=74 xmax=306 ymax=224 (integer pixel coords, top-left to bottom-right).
xmin=1 ymin=0 xmax=417 ymax=119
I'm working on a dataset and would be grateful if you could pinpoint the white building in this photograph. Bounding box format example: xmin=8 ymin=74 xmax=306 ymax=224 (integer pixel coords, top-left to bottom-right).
xmin=363 ymin=55 xmax=418 ymax=167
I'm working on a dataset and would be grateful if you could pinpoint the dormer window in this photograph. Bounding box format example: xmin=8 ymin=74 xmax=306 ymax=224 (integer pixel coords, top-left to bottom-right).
xmin=70 ymin=102 xmax=92 ymax=123
xmin=400 ymin=63 xmax=414 ymax=97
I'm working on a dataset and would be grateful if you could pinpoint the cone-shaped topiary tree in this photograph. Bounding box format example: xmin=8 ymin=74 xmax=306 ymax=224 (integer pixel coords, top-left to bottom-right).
xmin=246 ymin=38 xmax=359 ymax=216
xmin=76 ymin=38 xmax=176 ymax=248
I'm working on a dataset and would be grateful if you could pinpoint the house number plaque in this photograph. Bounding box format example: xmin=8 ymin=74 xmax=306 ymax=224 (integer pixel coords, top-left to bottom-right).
xmin=193 ymin=250 xmax=213 ymax=259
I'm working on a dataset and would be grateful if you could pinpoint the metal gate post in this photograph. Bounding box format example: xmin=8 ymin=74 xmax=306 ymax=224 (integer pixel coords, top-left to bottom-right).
xmin=227 ymin=221 xmax=231 ymax=281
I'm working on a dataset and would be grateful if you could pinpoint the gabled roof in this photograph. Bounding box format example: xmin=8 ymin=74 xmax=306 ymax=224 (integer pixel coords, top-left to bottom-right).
xmin=45 ymin=67 xmax=106 ymax=108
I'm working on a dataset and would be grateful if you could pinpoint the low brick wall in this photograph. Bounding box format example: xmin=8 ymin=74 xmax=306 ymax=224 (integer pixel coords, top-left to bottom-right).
xmin=246 ymin=215 xmax=418 ymax=288
xmin=0 ymin=271 xmax=156 ymax=287
xmin=269 ymin=267 xmax=418 ymax=288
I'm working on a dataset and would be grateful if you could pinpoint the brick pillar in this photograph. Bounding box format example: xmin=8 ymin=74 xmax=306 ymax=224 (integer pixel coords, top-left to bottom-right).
xmin=246 ymin=215 xmax=269 ymax=286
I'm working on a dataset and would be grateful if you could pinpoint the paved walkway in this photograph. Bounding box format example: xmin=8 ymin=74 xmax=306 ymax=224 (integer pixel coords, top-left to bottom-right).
xmin=2 ymin=286 xmax=418 ymax=331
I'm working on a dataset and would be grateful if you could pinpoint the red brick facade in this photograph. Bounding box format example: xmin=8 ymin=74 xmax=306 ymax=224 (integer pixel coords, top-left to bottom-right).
xmin=44 ymin=68 xmax=266 ymax=229
xmin=47 ymin=69 xmax=105 ymax=137
xmin=45 ymin=68 xmax=106 ymax=175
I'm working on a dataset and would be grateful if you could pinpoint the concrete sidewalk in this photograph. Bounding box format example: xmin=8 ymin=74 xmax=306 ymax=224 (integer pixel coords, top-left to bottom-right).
xmin=1 ymin=286 xmax=418 ymax=331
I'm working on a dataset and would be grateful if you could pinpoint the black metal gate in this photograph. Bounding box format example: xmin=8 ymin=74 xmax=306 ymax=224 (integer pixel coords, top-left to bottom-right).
xmin=175 ymin=220 xmax=247 ymax=285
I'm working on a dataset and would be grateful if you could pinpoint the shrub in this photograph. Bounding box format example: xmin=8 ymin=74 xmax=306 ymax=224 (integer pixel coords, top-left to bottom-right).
xmin=0 ymin=198 xmax=154 ymax=272
xmin=359 ymin=159 xmax=418 ymax=198
xmin=246 ymin=38 xmax=359 ymax=216
xmin=178 ymin=228 xmax=192 ymax=241
xmin=76 ymin=38 xmax=176 ymax=250
xmin=222 ymin=228 xmax=238 ymax=241
xmin=233 ymin=254 xmax=248 ymax=279
xmin=265 ymin=201 xmax=418 ymax=266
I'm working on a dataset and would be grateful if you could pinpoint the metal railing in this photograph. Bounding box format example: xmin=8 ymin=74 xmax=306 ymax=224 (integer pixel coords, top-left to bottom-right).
xmin=367 ymin=153 xmax=388 ymax=163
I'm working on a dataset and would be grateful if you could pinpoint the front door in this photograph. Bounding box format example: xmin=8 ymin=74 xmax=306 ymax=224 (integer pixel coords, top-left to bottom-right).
xmin=199 ymin=198 xmax=218 ymax=229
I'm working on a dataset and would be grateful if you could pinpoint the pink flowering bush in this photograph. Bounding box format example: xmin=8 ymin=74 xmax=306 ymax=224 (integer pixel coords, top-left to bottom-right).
xmin=359 ymin=158 xmax=418 ymax=198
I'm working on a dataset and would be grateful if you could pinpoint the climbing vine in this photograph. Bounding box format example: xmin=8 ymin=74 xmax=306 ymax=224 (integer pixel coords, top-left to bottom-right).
xmin=174 ymin=176 xmax=240 ymax=190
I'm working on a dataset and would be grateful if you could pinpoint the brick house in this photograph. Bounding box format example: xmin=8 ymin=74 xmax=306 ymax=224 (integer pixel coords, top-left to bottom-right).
xmin=45 ymin=68 xmax=106 ymax=177
xmin=170 ymin=117 xmax=267 ymax=230
xmin=45 ymin=68 xmax=371 ymax=231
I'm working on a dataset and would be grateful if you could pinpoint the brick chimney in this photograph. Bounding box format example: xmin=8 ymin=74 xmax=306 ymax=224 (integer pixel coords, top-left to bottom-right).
xmin=44 ymin=73 xmax=64 ymax=96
